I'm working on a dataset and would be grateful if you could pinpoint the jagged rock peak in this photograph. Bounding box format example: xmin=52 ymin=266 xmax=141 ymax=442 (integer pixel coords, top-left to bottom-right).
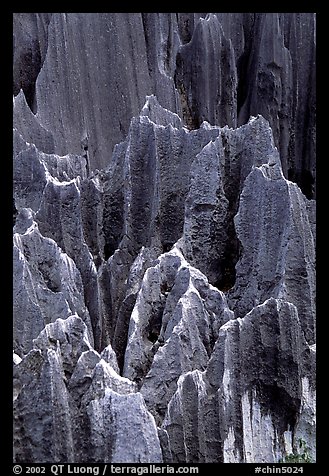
xmin=162 ymin=298 xmax=315 ymax=463
xmin=14 ymin=316 xmax=163 ymax=463
xmin=140 ymin=94 xmax=183 ymax=128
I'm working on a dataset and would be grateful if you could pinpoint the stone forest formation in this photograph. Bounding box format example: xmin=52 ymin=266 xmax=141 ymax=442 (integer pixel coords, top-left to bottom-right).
xmin=13 ymin=13 xmax=316 ymax=463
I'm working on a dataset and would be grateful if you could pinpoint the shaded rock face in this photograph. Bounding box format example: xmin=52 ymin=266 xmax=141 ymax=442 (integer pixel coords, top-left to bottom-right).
xmin=13 ymin=12 xmax=316 ymax=198
xmin=175 ymin=14 xmax=237 ymax=130
xmin=13 ymin=13 xmax=315 ymax=464
xmin=13 ymin=13 xmax=52 ymax=111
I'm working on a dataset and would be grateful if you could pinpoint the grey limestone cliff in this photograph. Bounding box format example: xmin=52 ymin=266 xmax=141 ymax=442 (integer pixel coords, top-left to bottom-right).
xmin=13 ymin=13 xmax=316 ymax=464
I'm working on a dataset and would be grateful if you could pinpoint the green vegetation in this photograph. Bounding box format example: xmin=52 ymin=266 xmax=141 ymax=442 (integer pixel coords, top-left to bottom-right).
xmin=280 ymin=438 xmax=314 ymax=463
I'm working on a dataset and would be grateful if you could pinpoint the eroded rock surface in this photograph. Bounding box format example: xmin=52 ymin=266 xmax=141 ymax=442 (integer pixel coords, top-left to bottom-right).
xmin=14 ymin=316 xmax=162 ymax=463
xmin=13 ymin=13 xmax=315 ymax=197
xmin=162 ymin=298 xmax=315 ymax=463
xmin=13 ymin=13 xmax=316 ymax=464
xmin=123 ymin=241 xmax=233 ymax=425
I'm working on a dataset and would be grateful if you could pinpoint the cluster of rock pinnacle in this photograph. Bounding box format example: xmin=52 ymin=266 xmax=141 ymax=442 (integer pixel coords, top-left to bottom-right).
xmin=13 ymin=13 xmax=316 ymax=463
